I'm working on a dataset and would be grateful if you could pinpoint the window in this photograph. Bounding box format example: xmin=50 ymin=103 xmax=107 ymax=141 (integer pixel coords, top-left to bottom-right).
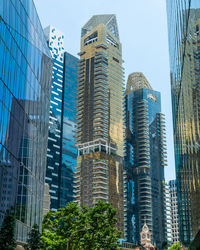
xmin=106 ymin=34 xmax=119 ymax=49
xmin=147 ymin=93 xmax=157 ymax=102
xmin=113 ymin=57 xmax=119 ymax=63
xmin=84 ymin=31 xmax=98 ymax=46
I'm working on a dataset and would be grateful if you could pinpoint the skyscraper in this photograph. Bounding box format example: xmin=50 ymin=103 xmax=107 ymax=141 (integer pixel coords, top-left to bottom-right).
xmin=169 ymin=180 xmax=179 ymax=244
xmin=125 ymin=73 xmax=167 ymax=248
xmin=75 ymin=15 xmax=125 ymax=233
xmin=166 ymin=0 xmax=200 ymax=242
xmin=60 ymin=52 xmax=78 ymax=207
xmin=44 ymin=26 xmax=65 ymax=211
xmin=164 ymin=182 xmax=172 ymax=244
xmin=164 ymin=180 xmax=179 ymax=245
xmin=44 ymin=26 xmax=78 ymax=210
xmin=0 ymin=0 xmax=52 ymax=242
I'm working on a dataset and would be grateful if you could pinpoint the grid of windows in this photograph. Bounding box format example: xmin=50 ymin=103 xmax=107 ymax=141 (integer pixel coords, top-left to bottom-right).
xmin=0 ymin=0 xmax=52 ymax=242
xmin=44 ymin=26 xmax=78 ymax=210
xmin=166 ymin=0 xmax=200 ymax=242
xmin=44 ymin=26 xmax=64 ymax=210
xmin=75 ymin=15 xmax=124 ymax=234
xmin=124 ymin=73 xmax=167 ymax=247
xmin=169 ymin=180 xmax=179 ymax=244
xmin=60 ymin=52 xmax=78 ymax=207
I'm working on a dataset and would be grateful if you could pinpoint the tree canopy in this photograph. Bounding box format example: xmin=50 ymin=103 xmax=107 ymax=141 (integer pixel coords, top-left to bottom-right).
xmin=0 ymin=209 xmax=16 ymax=250
xmin=24 ymin=224 xmax=42 ymax=250
xmin=169 ymin=242 xmax=181 ymax=250
xmin=42 ymin=201 xmax=121 ymax=249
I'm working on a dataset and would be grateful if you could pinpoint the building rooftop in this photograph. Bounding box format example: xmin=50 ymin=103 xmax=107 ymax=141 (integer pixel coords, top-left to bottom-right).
xmin=126 ymin=72 xmax=153 ymax=94
xmin=81 ymin=14 xmax=119 ymax=39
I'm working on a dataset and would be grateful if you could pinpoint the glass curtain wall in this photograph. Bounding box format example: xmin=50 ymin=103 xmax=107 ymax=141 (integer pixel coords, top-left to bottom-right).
xmin=59 ymin=52 xmax=78 ymax=207
xmin=166 ymin=0 xmax=200 ymax=243
xmin=125 ymin=73 xmax=167 ymax=248
xmin=75 ymin=15 xmax=125 ymax=234
xmin=0 ymin=0 xmax=52 ymax=242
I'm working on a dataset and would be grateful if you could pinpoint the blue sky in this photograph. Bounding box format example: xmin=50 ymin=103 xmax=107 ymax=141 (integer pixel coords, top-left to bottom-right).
xmin=34 ymin=0 xmax=175 ymax=181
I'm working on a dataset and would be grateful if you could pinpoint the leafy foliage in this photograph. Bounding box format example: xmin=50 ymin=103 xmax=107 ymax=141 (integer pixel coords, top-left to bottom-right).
xmin=24 ymin=224 xmax=42 ymax=250
xmin=42 ymin=201 xmax=121 ymax=249
xmin=169 ymin=241 xmax=181 ymax=250
xmin=0 ymin=209 xmax=16 ymax=250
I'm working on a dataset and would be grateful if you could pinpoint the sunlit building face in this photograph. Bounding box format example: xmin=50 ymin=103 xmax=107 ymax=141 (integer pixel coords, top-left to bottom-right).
xmin=166 ymin=0 xmax=200 ymax=242
xmin=75 ymin=15 xmax=125 ymax=233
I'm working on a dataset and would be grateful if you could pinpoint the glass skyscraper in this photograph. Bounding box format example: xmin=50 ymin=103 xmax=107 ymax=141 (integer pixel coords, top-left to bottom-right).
xmin=0 ymin=0 xmax=52 ymax=242
xmin=60 ymin=52 xmax=78 ymax=207
xmin=166 ymin=0 xmax=200 ymax=243
xmin=75 ymin=15 xmax=125 ymax=233
xmin=44 ymin=26 xmax=78 ymax=210
xmin=44 ymin=26 xmax=65 ymax=211
xmin=169 ymin=180 xmax=179 ymax=244
xmin=125 ymin=73 xmax=167 ymax=248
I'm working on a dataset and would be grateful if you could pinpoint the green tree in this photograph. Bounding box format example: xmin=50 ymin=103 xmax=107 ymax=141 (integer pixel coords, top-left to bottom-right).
xmin=24 ymin=224 xmax=41 ymax=250
xmin=170 ymin=241 xmax=181 ymax=250
xmin=74 ymin=201 xmax=121 ymax=249
xmin=42 ymin=201 xmax=121 ymax=249
xmin=0 ymin=209 xmax=16 ymax=250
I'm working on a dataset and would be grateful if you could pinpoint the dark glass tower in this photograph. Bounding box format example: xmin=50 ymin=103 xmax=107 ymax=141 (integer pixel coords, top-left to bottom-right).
xmin=60 ymin=52 xmax=78 ymax=207
xmin=44 ymin=26 xmax=64 ymax=211
xmin=44 ymin=26 xmax=78 ymax=210
xmin=166 ymin=0 xmax=200 ymax=243
xmin=0 ymin=0 xmax=52 ymax=242
xmin=125 ymin=73 xmax=167 ymax=248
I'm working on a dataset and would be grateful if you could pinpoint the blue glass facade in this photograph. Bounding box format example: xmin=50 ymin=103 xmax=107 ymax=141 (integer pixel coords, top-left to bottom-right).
xmin=166 ymin=0 xmax=200 ymax=243
xmin=125 ymin=73 xmax=167 ymax=248
xmin=44 ymin=26 xmax=78 ymax=210
xmin=0 ymin=0 xmax=52 ymax=242
xmin=60 ymin=52 xmax=78 ymax=207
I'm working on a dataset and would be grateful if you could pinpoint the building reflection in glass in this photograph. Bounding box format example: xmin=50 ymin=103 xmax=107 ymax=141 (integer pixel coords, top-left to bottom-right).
xmin=0 ymin=0 xmax=52 ymax=242
xmin=44 ymin=26 xmax=78 ymax=210
xmin=166 ymin=0 xmax=200 ymax=243
xmin=125 ymin=73 xmax=167 ymax=248
xmin=60 ymin=52 xmax=78 ymax=207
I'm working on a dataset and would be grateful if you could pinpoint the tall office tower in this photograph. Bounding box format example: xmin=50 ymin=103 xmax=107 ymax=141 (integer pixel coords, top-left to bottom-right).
xmin=60 ymin=52 xmax=78 ymax=207
xmin=44 ymin=26 xmax=78 ymax=210
xmin=0 ymin=0 xmax=52 ymax=243
xmin=164 ymin=183 xmax=172 ymax=244
xmin=166 ymin=0 xmax=200 ymax=242
xmin=125 ymin=73 xmax=167 ymax=248
xmin=169 ymin=180 xmax=179 ymax=244
xmin=44 ymin=26 xmax=64 ymax=210
xmin=75 ymin=15 xmax=125 ymax=233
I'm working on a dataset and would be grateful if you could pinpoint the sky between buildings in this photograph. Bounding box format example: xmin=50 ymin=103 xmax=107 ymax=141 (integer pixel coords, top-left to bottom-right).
xmin=34 ymin=0 xmax=175 ymax=181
